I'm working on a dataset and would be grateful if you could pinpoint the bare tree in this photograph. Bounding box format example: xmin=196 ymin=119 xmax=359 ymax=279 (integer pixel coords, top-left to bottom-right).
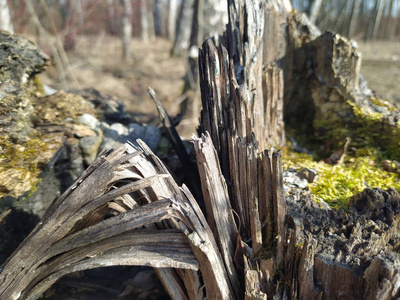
xmin=24 ymin=0 xmax=69 ymax=89
xmin=171 ymin=0 xmax=194 ymax=56
xmin=72 ymin=0 xmax=84 ymax=28
xmin=122 ymin=0 xmax=132 ymax=60
xmin=383 ymin=0 xmax=395 ymax=38
xmin=348 ymin=0 xmax=362 ymax=37
xmin=0 ymin=0 xmax=14 ymax=33
xmin=179 ymin=0 xmax=230 ymax=118
xmin=203 ymin=0 xmax=228 ymax=39
xmin=153 ymin=0 xmax=163 ymax=36
xmin=167 ymin=0 xmax=178 ymax=40
xmin=390 ymin=0 xmax=400 ymax=37
xmin=308 ymin=0 xmax=324 ymax=23
xmin=293 ymin=0 xmax=400 ymax=40
xmin=147 ymin=0 xmax=156 ymax=41
xmin=373 ymin=0 xmax=387 ymax=39
xmin=140 ymin=0 xmax=150 ymax=42
xmin=107 ymin=0 xmax=118 ymax=35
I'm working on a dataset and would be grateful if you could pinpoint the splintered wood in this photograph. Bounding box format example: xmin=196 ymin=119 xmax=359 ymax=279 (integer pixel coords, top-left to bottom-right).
xmin=198 ymin=38 xmax=286 ymax=251
xmin=0 ymin=142 xmax=231 ymax=300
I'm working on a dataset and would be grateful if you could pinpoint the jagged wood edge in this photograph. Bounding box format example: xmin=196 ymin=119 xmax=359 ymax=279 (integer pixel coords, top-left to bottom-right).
xmin=0 ymin=142 xmax=234 ymax=300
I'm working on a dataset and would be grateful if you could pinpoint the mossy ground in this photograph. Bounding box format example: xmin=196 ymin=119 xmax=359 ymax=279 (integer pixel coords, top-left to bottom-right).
xmin=283 ymin=147 xmax=400 ymax=210
xmin=284 ymin=94 xmax=400 ymax=210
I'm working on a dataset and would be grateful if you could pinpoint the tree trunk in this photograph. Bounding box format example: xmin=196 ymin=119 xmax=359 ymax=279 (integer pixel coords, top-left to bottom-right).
xmin=147 ymin=0 xmax=156 ymax=41
xmin=180 ymin=0 xmax=230 ymax=119
xmin=140 ymin=0 xmax=149 ymax=42
xmin=308 ymin=0 xmax=323 ymax=23
xmin=167 ymin=0 xmax=178 ymax=40
xmin=153 ymin=0 xmax=163 ymax=36
xmin=73 ymin=0 xmax=84 ymax=28
xmin=391 ymin=0 xmax=400 ymax=38
xmin=382 ymin=0 xmax=394 ymax=38
xmin=121 ymin=0 xmax=132 ymax=60
xmin=365 ymin=0 xmax=379 ymax=40
xmin=178 ymin=0 xmax=204 ymax=120
xmin=372 ymin=0 xmax=387 ymax=39
xmin=106 ymin=0 xmax=118 ymax=35
xmin=348 ymin=0 xmax=362 ymax=37
xmin=171 ymin=0 xmax=194 ymax=56
xmin=0 ymin=0 xmax=14 ymax=33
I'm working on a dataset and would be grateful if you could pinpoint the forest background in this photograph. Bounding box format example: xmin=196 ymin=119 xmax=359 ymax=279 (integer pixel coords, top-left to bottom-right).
xmin=1 ymin=0 xmax=400 ymax=138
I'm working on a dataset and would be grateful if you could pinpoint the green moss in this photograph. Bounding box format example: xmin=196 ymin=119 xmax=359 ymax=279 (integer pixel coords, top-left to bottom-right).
xmin=294 ymin=97 xmax=400 ymax=162
xmin=283 ymin=150 xmax=400 ymax=210
xmin=369 ymin=96 xmax=395 ymax=112
xmin=0 ymin=135 xmax=46 ymax=168
xmin=346 ymin=100 xmax=400 ymax=161
xmin=0 ymin=134 xmax=57 ymax=198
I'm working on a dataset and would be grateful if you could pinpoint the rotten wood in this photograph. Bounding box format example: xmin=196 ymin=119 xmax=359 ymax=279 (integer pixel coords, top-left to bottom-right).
xmin=197 ymin=1 xmax=400 ymax=299
xmin=193 ymin=132 xmax=242 ymax=298
xmin=198 ymin=35 xmax=287 ymax=249
xmin=148 ymin=87 xmax=203 ymax=204
xmin=0 ymin=142 xmax=232 ymax=300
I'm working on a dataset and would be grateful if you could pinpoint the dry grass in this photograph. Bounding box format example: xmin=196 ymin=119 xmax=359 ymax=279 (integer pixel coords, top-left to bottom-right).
xmin=39 ymin=35 xmax=187 ymax=121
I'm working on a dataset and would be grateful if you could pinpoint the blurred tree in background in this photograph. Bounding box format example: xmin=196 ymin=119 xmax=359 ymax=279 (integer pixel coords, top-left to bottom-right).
xmin=293 ymin=0 xmax=400 ymax=40
xmin=3 ymin=1 xmax=400 ymax=56
xmin=1 ymin=0 xmax=400 ymax=116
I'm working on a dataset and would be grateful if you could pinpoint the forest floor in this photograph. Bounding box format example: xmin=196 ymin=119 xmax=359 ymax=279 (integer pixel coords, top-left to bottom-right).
xmin=38 ymin=36 xmax=400 ymax=133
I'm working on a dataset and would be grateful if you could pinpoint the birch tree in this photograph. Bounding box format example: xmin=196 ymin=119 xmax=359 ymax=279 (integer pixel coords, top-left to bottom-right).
xmin=167 ymin=0 xmax=178 ymax=40
xmin=0 ymin=0 xmax=14 ymax=33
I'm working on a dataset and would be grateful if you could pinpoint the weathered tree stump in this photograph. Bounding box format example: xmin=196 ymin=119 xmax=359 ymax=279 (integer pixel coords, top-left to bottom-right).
xmin=196 ymin=0 xmax=400 ymax=299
